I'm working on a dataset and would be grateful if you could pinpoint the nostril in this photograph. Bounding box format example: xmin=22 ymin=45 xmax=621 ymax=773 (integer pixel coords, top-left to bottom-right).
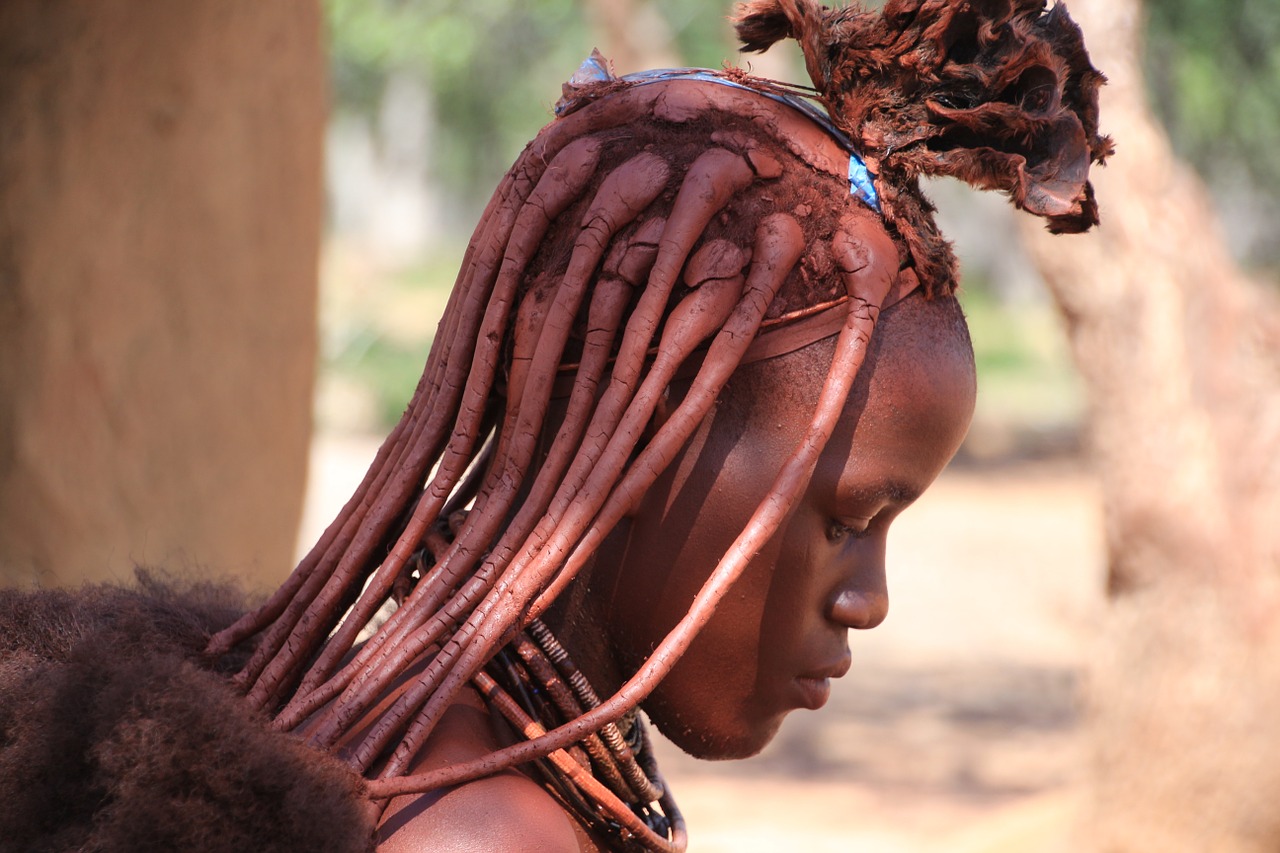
xmin=830 ymin=589 xmax=889 ymax=630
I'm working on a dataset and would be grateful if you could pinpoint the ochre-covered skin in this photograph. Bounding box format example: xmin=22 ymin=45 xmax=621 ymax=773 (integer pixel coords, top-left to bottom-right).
xmin=373 ymin=300 xmax=975 ymax=853
xmin=31 ymin=3 xmax=1099 ymax=851
xmin=561 ymin=293 xmax=976 ymax=762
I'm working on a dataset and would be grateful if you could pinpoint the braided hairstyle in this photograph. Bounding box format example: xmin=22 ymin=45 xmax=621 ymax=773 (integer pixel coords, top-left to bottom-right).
xmin=207 ymin=1 xmax=1106 ymax=849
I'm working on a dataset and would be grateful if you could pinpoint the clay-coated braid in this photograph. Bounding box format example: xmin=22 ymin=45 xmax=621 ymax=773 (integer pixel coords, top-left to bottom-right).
xmin=366 ymin=213 xmax=850 ymax=796
xmin=510 ymin=256 xmax=751 ymax=618
xmin=236 ymin=150 xmax=545 ymax=707
xmin=283 ymin=138 xmax=606 ymax=704
xmin=398 ymin=153 xmax=750 ymax=702
xmin=246 ymin=134 xmax=571 ymax=711
xmin=529 ymin=214 xmax=804 ymax=615
xmin=366 ymin=150 xmax=756 ymax=778
xmin=365 ymin=285 xmax=868 ymax=796
xmin=325 ymin=154 xmax=672 ymax=763
xmin=300 ymin=165 xmax=663 ymax=746
xmin=326 ymin=190 xmax=662 ymax=694
xmin=202 ymin=156 xmax=527 ymax=661
xmin=288 ymin=264 xmax=639 ymax=740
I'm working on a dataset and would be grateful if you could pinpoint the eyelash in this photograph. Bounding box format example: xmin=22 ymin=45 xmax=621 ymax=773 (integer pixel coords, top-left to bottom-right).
xmin=826 ymin=518 xmax=870 ymax=542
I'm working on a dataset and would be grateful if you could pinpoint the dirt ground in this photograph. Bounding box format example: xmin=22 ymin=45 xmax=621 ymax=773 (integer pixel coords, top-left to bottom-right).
xmin=298 ymin=436 xmax=1105 ymax=852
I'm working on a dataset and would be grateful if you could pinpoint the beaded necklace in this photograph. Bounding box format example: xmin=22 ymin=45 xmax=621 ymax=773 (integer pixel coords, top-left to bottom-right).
xmin=476 ymin=619 xmax=686 ymax=852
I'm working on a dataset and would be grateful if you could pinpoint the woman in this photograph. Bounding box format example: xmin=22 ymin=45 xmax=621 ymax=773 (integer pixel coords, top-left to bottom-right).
xmin=0 ymin=1 xmax=1108 ymax=850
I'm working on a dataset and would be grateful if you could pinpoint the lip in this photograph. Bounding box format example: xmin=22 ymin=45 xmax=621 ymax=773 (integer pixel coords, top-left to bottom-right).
xmin=794 ymin=676 xmax=832 ymax=710
xmin=794 ymin=655 xmax=852 ymax=710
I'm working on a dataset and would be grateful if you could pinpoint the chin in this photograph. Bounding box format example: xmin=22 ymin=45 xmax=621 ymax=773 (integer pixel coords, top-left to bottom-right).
xmin=646 ymin=705 xmax=786 ymax=761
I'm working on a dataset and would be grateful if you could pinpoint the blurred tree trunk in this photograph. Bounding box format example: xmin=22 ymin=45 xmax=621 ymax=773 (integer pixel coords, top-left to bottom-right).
xmin=0 ymin=2 xmax=325 ymax=591
xmin=1017 ymin=0 xmax=1280 ymax=849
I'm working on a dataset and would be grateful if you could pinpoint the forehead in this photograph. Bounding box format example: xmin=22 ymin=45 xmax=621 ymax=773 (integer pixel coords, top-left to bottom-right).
xmin=717 ymin=293 xmax=976 ymax=462
xmin=739 ymin=288 xmax=970 ymax=394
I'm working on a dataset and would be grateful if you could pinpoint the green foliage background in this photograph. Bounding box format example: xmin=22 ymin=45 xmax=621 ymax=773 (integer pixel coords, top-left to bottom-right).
xmin=1145 ymin=0 xmax=1280 ymax=269
xmin=325 ymin=0 xmax=744 ymax=218
xmin=1146 ymin=2 xmax=1280 ymax=195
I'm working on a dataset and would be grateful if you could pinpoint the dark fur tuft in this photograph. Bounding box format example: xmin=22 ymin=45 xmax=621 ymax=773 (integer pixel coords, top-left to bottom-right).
xmin=735 ymin=0 xmax=797 ymax=54
xmin=733 ymin=0 xmax=1111 ymax=294
xmin=0 ymin=575 xmax=374 ymax=852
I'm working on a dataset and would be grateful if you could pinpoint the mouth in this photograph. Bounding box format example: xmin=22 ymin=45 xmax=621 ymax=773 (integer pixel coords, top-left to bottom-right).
xmin=795 ymin=656 xmax=852 ymax=710
xmin=794 ymin=676 xmax=832 ymax=710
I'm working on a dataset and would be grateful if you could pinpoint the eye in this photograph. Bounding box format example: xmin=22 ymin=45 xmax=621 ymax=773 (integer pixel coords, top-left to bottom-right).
xmin=826 ymin=518 xmax=871 ymax=542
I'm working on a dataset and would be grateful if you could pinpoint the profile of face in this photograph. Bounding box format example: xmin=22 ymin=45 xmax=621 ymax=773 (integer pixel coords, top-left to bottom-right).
xmin=581 ymin=291 xmax=976 ymax=760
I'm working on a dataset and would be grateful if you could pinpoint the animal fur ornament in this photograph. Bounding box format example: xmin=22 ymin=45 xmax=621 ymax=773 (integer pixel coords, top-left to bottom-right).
xmin=0 ymin=576 xmax=374 ymax=853
xmin=737 ymin=0 xmax=1113 ymax=290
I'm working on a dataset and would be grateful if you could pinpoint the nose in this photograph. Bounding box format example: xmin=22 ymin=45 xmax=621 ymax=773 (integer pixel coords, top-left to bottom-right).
xmin=829 ymin=588 xmax=889 ymax=629
xmin=827 ymin=547 xmax=889 ymax=629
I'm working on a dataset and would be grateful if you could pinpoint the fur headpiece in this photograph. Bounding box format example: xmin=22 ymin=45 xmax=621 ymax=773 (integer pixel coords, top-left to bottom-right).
xmin=736 ymin=0 xmax=1113 ymax=290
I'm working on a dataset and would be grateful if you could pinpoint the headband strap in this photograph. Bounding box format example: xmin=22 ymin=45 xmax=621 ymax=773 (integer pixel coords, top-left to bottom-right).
xmin=557 ymin=52 xmax=881 ymax=213
xmin=739 ymin=265 xmax=920 ymax=366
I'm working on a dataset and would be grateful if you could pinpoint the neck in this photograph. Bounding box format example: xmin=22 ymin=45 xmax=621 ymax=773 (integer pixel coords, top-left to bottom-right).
xmin=539 ymin=550 xmax=628 ymax=707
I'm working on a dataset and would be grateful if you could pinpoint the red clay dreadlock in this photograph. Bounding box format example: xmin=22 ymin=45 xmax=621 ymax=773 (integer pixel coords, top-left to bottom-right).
xmin=192 ymin=1 xmax=1105 ymax=849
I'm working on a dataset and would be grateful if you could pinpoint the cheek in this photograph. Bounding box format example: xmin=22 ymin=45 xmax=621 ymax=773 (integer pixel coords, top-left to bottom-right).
xmin=758 ymin=518 xmax=828 ymax=645
xmin=602 ymin=430 xmax=789 ymax=662
xmin=668 ymin=512 xmax=824 ymax=701
xmin=646 ymin=534 xmax=791 ymax=739
xmin=692 ymin=530 xmax=790 ymax=649
xmin=615 ymin=489 xmax=755 ymax=647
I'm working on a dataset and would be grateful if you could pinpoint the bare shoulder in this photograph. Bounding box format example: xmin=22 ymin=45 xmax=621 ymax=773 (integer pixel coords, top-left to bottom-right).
xmin=376 ymin=770 xmax=585 ymax=853
xmin=367 ymin=686 xmax=594 ymax=852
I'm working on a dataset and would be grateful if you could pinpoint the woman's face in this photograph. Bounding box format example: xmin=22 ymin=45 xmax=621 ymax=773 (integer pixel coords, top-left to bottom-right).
xmin=591 ymin=294 xmax=976 ymax=759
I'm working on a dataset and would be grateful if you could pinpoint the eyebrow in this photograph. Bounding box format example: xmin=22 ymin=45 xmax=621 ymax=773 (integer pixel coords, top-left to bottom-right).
xmin=837 ymin=479 xmax=923 ymax=511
